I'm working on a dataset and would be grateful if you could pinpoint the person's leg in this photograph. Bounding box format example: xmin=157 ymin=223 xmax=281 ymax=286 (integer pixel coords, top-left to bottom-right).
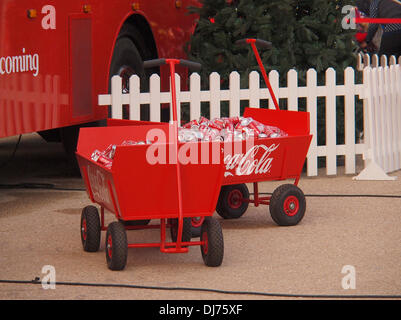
xmin=378 ymin=31 xmax=401 ymax=58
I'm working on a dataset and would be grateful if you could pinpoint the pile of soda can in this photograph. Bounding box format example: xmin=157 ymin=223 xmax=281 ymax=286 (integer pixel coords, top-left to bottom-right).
xmin=91 ymin=116 xmax=287 ymax=167
xmin=178 ymin=116 xmax=287 ymax=143
xmin=91 ymin=140 xmax=153 ymax=168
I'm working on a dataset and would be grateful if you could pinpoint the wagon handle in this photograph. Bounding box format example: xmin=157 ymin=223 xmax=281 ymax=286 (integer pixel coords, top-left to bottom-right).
xmin=235 ymin=38 xmax=272 ymax=50
xmin=144 ymin=58 xmax=203 ymax=252
xmin=236 ymin=38 xmax=280 ymax=110
xmin=143 ymin=59 xmax=201 ymax=72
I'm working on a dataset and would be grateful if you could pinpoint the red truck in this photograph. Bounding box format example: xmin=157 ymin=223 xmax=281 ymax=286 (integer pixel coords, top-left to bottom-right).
xmin=0 ymin=0 xmax=198 ymax=159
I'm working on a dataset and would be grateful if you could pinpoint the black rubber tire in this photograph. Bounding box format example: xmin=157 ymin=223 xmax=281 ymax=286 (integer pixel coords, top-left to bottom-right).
xmin=200 ymin=217 xmax=224 ymax=267
xmin=80 ymin=205 xmax=101 ymax=252
xmin=105 ymin=222 xmax=128 ymax=271
xmin=269 ymin=184 xmax=306 ymax=226
xmin=216 ymin=184 xmax=249 ymax=219
xmin=119 ymin=219 xmax=151 ymax=227
xmin=109 ymin=24 xmax=155 ymax=120
xmin=170 ymin=218 xmax=192 ymax=243
xmin=191 ymin=216 xmax=204 ymax=238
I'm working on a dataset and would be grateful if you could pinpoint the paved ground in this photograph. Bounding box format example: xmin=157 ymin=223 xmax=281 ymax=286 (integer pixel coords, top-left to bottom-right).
xmin=0 ymin=133 xmax=400 ymax=300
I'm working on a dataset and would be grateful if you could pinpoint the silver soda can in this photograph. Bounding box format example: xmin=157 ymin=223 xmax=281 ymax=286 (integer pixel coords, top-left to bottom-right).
xmin=258 ymin=133 xmax=268 ymax=139
xmin=91 ymin=150 xmax=101 ymax=161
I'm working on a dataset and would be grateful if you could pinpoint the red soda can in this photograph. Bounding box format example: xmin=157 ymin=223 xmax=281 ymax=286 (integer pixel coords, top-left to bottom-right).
xmin=97 ymin=154 xmax=113 ymax=168
xmin=248 ymin=121 xmax=261 ymax=135
xmin=225 ymin=122 xmax=234 ymax=132
xmin=213 ymin=118 xmax=225 ymax=128
xmin=229 ymin=116 xmax=240 ymax=124
xmin=199 ymin=116 xmax=209 ymax=124
xmin=235 ymin=124 xmax=246 ymax=132
xmin=207 ymin=121 xmax=223 ymax=130
xmin=185 ymin=119 xmax=199 ymax=128
xmin=199 ymin=123 xmax=209 ymax=132
xmin=262 ymin=125 xmax=275 ymax=135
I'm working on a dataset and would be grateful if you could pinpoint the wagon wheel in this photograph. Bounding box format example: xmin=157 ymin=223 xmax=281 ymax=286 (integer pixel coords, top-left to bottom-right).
xmin=105 ymin=222 xmax=128 ymax=271
xmin=216 ymin=184 xmax=249 ymax=219
xmin=80 ymin=205 xmax=101 ymax=252
xmin=170 ymin=218 xmax=192 ymax=243
xmin=269 ymin=184 xmax=306 ymax=226
xmin=191 ymin=216 xmax=204 ymax=238
xmin=200 ymin=217 xmax=224 ymax=267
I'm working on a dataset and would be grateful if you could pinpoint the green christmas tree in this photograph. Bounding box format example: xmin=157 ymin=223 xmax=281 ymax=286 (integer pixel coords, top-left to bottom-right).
xmin=187 ymin=0 xmax=357 ymax=86
xmin=186 ymin=0 xmax=361 ymax=146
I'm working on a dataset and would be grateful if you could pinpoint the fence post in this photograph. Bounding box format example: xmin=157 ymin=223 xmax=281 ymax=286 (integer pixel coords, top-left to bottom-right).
xmin=287 ymin=69 xmax=298 ymax=112
xmin=111 ymin=75 xmax=123 ymax=119
xmin=149 ymin=74 xmax=161 ymax=122
xmin=306 ymin=68 xmax=318 ymax=177
xmin=190 ymin=72 xmax=201 ymax=121
xmin=344 ymin=67 xmax=356 ymax=174
xmin=249 ymin=71 xmax=260 ymax=108
xmin=353 ymin=66 xmax=397 ymax=180
xmin=229 ymin=71 xmax=241 ymax=117
xmin=209 ymin=72 xmax=221 ymax=119
xmin=268 ymin=70 xmax=279 ymax=109
xmin=325 ymin=68 xmax=337 ymax=175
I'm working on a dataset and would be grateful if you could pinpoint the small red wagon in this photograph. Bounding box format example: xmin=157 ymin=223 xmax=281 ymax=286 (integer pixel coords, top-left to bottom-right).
xmin=191 ymin=39 xmax=312 ymax=234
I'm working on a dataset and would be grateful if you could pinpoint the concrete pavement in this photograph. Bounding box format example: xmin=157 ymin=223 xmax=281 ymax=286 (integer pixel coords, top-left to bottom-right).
xmin=0 ymin=133 xmax=400 ymax=300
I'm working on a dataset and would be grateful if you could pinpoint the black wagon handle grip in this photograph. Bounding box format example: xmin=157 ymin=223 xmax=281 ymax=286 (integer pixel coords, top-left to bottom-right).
xmin=144 ymin=58 xmax=201 ymax=72
xmin=179 ymin=59 xmax=202 ymax=72
xmin=236 ymin=38 xmax=272 ymax=50
xmin=143 ymin=58 xmax=166 ymax=69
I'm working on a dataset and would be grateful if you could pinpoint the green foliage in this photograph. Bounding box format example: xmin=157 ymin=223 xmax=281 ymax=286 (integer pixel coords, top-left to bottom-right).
xmin=185 ymin=0 xmax=363 ymax=145
xmin=187 ymin=0 xmax=358 ymax=86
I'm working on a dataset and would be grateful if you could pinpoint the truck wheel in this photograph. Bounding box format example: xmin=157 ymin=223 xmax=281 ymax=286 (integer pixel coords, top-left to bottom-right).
xmin=170 ymin=218 xmax=192 ymax=243
xmin=109 ymin=24 xmax=154 ymax=120
xmin=216 ymin=184 xmax=249 ymax=219
xmin=81 ymin=205 xmax=101 ymax=252
xmin=200 ymin=217 xmax=224 ymax=267
xmin=269 ymin=184 xmax=306 ymax=226
xmin=105 ymin=222 xmax=128 ymax=271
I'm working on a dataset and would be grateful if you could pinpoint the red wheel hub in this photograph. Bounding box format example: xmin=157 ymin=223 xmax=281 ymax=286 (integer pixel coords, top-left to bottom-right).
xmin=107 ymin=235 xmax=113 ymax=258
xmin=191 ymin=216 xmax=204 ymax=228
xmin=227 ymin=189 xmax=243 ymax=209
xmin=82 ymin=219 xmax=87 ymax=241
xmin=283 ymin=196 xmax=299 ymax=217
xmin=201 ymin=231 xmax=208 ymax=255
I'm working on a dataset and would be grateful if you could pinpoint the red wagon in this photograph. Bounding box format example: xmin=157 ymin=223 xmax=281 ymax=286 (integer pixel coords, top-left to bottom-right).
xmin=191 ymin=39 xmax=313 ymax=233
xmin=76 ymin=60 xmax=225 ymax=271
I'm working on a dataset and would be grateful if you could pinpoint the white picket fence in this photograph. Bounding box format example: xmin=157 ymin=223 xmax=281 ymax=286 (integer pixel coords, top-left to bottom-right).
xmin=98 ymin=65 xmax=401 ymax=179
xmin=99 ymin=68 xmax=365 ymax=178
xmin=354 ymin=64 xmax=401 ymax=180
xmin=357 ymin=52 xmax=401 ymax=71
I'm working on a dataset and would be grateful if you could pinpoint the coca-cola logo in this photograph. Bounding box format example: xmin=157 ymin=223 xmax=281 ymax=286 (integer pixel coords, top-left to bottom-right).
xmin=224 ymin=144 xmax=279 ymax=177
xmin=87 ymin=165 xmax=111 ymax=204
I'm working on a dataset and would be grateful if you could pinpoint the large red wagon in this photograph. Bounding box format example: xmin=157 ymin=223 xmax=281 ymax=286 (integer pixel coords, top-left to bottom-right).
xmin=76 ymin=60 xmax=226 ymax=271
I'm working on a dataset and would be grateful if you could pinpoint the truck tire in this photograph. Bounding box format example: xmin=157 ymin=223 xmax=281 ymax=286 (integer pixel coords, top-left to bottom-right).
xmin=109 ymin=24 xmax=155 ymax=120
